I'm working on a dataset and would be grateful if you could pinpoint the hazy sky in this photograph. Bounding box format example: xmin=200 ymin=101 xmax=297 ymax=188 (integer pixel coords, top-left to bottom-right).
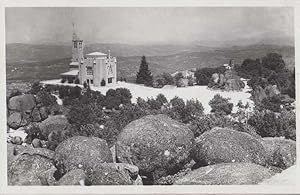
xmin=6 ymin=7 xmax=294 ymax=46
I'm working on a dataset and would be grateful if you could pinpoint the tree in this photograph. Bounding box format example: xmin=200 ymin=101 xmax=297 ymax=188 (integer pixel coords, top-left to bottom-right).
xmin=162 ymin=72 xmax=174 ymax=85
xmin=262 ymin=53 xmax=286 ymax=73
xmin=209 ymin=94 xmax=233 ymax=115
xmin=136 ymin=56 xmax=153 ymax=86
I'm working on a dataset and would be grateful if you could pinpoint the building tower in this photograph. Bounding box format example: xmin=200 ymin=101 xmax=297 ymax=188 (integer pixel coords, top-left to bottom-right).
xmin=70 ymin=23 xmax=83 ymax=70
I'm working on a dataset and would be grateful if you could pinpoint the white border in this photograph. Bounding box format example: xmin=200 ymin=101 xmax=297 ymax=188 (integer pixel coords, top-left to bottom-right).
xmin=0 ymin=0 xmax=299 ymax=194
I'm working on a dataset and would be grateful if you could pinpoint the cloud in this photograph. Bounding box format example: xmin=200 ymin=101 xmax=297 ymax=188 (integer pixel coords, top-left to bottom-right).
xmin=5 ymin=7 xmax=294 ymax=46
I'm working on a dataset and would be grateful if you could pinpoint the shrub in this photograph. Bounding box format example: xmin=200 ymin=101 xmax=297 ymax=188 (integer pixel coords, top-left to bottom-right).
xmin=194 ymin=67 xmax=225 ymax=86
xmin=69 ymin=86 xmax=82 ymax=99
xmin=36 ymin=90 xmax=57 ymax=107
xmin=105 ymin=88 xmax=132 ymax=109
xmin=147 ymin=98 xmax=163 ymax=110
xmin=136 ymin=97 xmax=150 ymax=110
xmin=184 ymin=99 xmax=204 ymax=120
xmin=74 ymin=78 xmax=80 ymax=84
xmin=188 ymin=114 xmax=234 ymax=137
xmin=187 ymin=76 xmax=194 ymax=86
xmin=248 ymin=109 xmax=295 ymax=140
xmin=156 ymin=94 xmax=168 ymax=106
xmin=29 ymin=81 xmax=43 ymax=95
xmin=209 ymin=94 xmax=233 ymax=115
xmin=101 ymin=79 xmax=106 ymax=86
xmin=66 ymin=102 xmax=102 ymax=129
xmin=162 ymin=72 xmax=174 ymax=85
xmin=67 ymin=78 xmax=74 ymax=84
xmin=61 ymin=78 xmax=66 ymax=83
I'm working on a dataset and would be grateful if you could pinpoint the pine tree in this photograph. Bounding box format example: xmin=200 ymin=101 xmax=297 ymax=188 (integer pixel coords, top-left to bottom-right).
xmin=136 ymin=56 xmax=153 ymax=86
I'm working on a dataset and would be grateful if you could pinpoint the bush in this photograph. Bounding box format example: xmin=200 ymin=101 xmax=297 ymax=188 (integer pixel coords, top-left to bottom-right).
xmin=74 ymin=78 xmax=80 ymax=84
xmin=162 ymin=72 xmax=174 ymax=85
xmin=209 ymin=94 xmax=233 ymax=115
xmin=188 ymin=114 xmax=234 ymax=137
xmin=105 ymin=88 xmax=132 ymax=109
xmin=101 ymin=79 xmax=106 ymax=86
xmin=36 ymin=90 xmax=57 ymax=107
xmin=187 ymin=76 xmax=194 ymax=86
xmin=67 ymin=78 xmax=74 ymax=84
xmin=61 ymin=78 xmax=66 ymax=83
xmin=248 ymin=109 xmax=296 ymax=140
xmin=66 ymin=102 xmax=102 ymax=129
xmin=28 ymin=81 xmax=43 ymax=95
xmin=156 ymin=94 xmax=168 ymax=106
xmin=194 ymin=67 xmax=225 ymax=86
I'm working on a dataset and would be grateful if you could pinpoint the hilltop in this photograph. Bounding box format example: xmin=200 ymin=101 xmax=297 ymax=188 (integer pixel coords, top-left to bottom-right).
xmin=6 ymin=43 xmax=294 ymax=84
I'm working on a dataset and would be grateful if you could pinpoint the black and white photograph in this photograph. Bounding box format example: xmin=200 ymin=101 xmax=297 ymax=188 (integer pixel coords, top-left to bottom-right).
xmin=1 ymin=1 xmax=299 ymax=193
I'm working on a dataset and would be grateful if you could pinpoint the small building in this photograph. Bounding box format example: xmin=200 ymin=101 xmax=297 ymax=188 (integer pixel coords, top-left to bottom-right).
xmin=60 ymin=28 xmax=117 ymax=86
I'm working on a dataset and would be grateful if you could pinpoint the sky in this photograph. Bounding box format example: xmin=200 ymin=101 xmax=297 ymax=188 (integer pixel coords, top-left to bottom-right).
xmin=5 ymin=7 xmax=294 ymax=46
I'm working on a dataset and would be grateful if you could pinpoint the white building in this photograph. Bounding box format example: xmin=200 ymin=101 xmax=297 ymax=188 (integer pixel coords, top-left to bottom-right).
xmin=60 ymin=30 xmax=117 ymax=86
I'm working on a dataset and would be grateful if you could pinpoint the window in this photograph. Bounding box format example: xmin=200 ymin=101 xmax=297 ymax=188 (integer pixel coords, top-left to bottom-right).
xmin=87 ymin=79 xmax=89 ymax=84
xmin=74 ymin=42 xmax=77 ymax=48
xmin=79 ymin=42 xmax=82 ymax=49
xmin=108 ymin=78 xmax=113 ymax=84
xmin=91 ymin=79 xmax=93 ymax=84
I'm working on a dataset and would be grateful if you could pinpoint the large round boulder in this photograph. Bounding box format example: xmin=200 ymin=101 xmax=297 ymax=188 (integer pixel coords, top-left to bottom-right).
xmin=57 ymin=169 xmax=87 ymax=185
xmin=191 ymin=127 xmax=267 ymax=166
xmin=116 ymin=114 xmax=194 ymax=182
xmin=85 ymin=163 xmax=142 ymax=185
xmin=260 ymin=137 xmax=296 ymax=169
xmin=8 ymin=148 xmax=56 ymax=185
xmin=7 ymin=112 xmax=23 ymax=129
xmin=8 ymin=94 xmax=36 ymax=112
xmin=174 ymin=162 xmax=275 ymax=185
xmin=38 ymin=115 xmax=71 ymax=138
xmin=54 ymin=136 xmax=113 ymax=174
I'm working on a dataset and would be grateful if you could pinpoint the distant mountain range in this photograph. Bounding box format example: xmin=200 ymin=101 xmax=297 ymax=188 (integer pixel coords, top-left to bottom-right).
xmin=6 ymin=43 xmax=294 ymax=83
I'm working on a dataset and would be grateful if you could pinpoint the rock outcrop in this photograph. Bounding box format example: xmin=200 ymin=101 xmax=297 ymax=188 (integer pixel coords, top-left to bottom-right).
xmin=57 ymin=169 xmax=87 ymax=185
xmin=191 ymin=127 xmax=267 ymax=166
xmin=8 ymin=146 xmax=56 ymax=185
xmin=260 ymin=137 xmax=296 ymax=170
xmin=174 ymin=162 xmax=275 ymax=185
xmin=86 ymin=163 xmax=142 ymax=185
xmin=116 ymin=114 xmax=194 ymax=182
xmin=54 ymin=136 xmax=113 ymax=174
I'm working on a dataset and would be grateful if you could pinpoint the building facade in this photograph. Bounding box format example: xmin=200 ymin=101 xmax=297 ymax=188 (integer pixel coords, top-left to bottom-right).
xmin=60 ymin=30 xmax=117 ymax=87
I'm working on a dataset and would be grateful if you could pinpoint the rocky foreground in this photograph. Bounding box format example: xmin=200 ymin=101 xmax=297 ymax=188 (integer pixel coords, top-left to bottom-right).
xmin=7 ymin=113 xmax=296 ymax=185
xmin=6 ymin=93 xmax=296 ymax=185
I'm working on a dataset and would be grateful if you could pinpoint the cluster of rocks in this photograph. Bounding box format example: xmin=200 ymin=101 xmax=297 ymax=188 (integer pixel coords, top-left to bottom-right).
xmin=7 ymin=94 xmax=47 ymax=129
xmin=7 ymin=93 xmax=66 ymax=130
xmin=7 ymin=114 xmax=296 ymax=185
xmin=208 ymin=69 xmax=245 ymax=91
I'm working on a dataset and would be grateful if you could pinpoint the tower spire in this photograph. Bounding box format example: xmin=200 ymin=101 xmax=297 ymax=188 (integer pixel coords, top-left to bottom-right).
xmin=72 ymin=22 xmax=79 ymax=41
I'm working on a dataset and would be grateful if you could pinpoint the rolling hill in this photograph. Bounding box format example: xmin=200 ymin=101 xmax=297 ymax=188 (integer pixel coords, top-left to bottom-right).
xmin=6 ymin=43 xmax=294 ymax=84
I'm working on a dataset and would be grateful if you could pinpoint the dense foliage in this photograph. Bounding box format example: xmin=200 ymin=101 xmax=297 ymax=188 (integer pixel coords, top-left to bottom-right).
xmin=209 ymin=94 xmax=233 ymax=115
xmin=194 ymin=66 xmax=225 ymax=85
